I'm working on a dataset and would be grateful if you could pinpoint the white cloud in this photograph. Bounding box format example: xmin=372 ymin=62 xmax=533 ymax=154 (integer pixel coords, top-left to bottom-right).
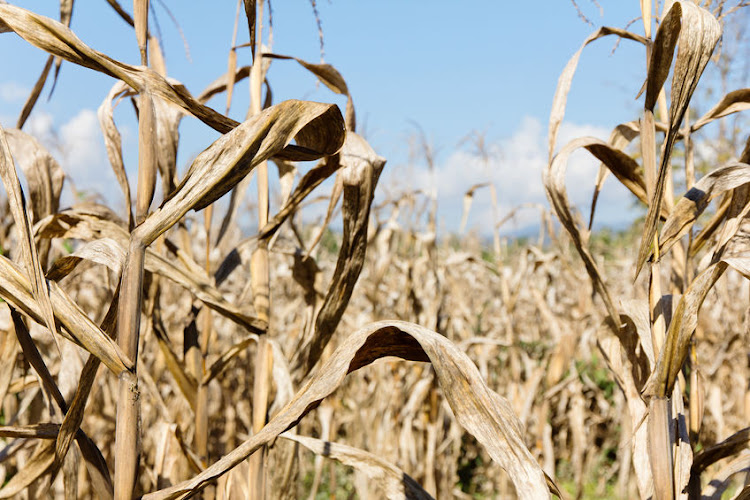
xmin=405 ymin=116 xmax=639 ymax=235
xmin=0 ymin=82 xmax=28 ymax=103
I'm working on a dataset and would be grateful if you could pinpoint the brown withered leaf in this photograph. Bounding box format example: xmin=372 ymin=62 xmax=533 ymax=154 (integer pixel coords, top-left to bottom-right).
xmin=264 ymin=53 xmax=356 ymax=131
xmin=142 ymin=321 xmax=553 ymax=500
xmin=46 ymin=238 xmax=125 ymax=281
xmin=36 ymin=207 xmax=265 ymax=333
xmin=659 ymin=162 xmax=750 ymax=258
xmin=9 ymin=308 xmax=113 ymax=499
xmin=136 ymin=99 xmax=345 ymax=247
xmin=645 ymin=260 xmax=732 ymax=399
xmin=293 ymin=133 xmax=385 ymax=377
xmin=0 ymin=125 xmax=59 ymax=355
xmin=257 ymin=155 xmax=341 ymax=242
xmin=545 ymin=136 xmax=637 ymax=324
xmin=16 ymin=55 xmax=53 ymax=130
xmin=4 ymin=128 xmax=65 ymax=225
xmin=691 ymin=88 xmax=750 ymax=132
xmin=98 ymin=81 xmax=134 ymax=227
xmin=0 ymin=5 xmax=237 ymax=133
xmin=635 ymin=1 xmax=722 ymax=277
xmin=0 ymin=253 xmax=131 ymax=375
xmin=548 ymin=27 xmax=648 ymax=161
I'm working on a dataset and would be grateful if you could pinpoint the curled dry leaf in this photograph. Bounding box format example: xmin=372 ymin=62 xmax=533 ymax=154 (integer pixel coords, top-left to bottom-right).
xmin=136 ymin=99 xmax=346 ymax=246
xmin=16 ymin=55 xmax=53 ymax=130
xmin=644 ymin=257 xmax=750 ymax=399
xmin=691 ymin=88 xmax=750 ymax=132
xmin=3 ymin=129 xmax=65 ymax=225
xmin=0 ymin=253 xmax=131 ymax=375
xmin=548 ymin=27 xmax=648 ymax=161
xmin=635 ymin=1 xmax=722 ymax=277
xmin=264 ymin=53 xmax=356 ymax=131
xmin=0 ymin=4 xmax=237 ymax=133
xmin=142 ymin=321 xmax=552 ymax=500
xmin=280 ymin=433 xmax=434 ymax=500
xmin=46 ymin=238 xmax=126 ymax=281
xmin=98 ymin=81 xmax=133 ymax=227
xmin=659 ymin=162 xmax=750 ymax=258
xmin=292 ymin=132 xmax=386 ymax=377
xmin=545 ymin=136 xmax=632 ymax=325
xmin=37 ymin=207 xmax=267 ymax=333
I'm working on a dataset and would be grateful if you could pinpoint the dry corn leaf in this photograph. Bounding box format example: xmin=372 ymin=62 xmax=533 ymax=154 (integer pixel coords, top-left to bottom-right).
xmin=0 ymin=253 xmax=131 ymax=374
xmin=0 ymin=5 xmax=237 ymax=133
xmin=645 ymin=260 xmax=733 ymax=398
xmin=708 ymin=142 xmax=750 ymax=259
xmin=548 ymin=27 xmax=648 ymax=161
xmin=137 ymin=99 xmax=345 ymax=246
xmin=700 ymin=453 xmax=750 ymax=500
xmin=153 ymin=91 xmax=182 ymax=199
xmin=16 ymin=55 xmax=53 ymax=130
xmin=36 ymin=207 xmax=266 ymax=333
xmin=152 ymin=305 xmax=197 ymax=410
xmin=197 ymin=65 xmax=251 ymax=104
xmin=136 ymin=91 xmax=157 ymax=224
xmin=659 ymin=162 xmax=750 ymax=258
xmin=264 ymin=53 xmax=356 ymax=130
xmin=545 ymin=136 xmax=628 ymax=325
xmin=9 ymin=308 xmax=114 ymax=499
xmin=4 ymin=128 xmax=65 ymax=225
xmin=0 ymin=125 xmax=60 ymax=359
xmin=635 ymin=1 xmax=722 ymax=277
xmin=98 ymin=81 xmax=133 ymax=227
xmin=589 ymin=122 xmax=643 ymax=229
xmin=53 ymin=291 xmax=118 ymax=500
xmin=597 ymin=318 xmax=652 ymax=498
xmin=142 ymin=321 xmax=552 ymax=500
xmin=293 ymin=133 xmax=385 ymax=377
xmin=691 ymin=88 xmax=750 ymax=132
xmin=257 ymin=154 xmax=341 ymax=242
xmin=692 ymin=427 xmax=750 ymax=475
xmin=281 ymin=433 xmax=434 ymax=499
xmin=46 ymin=238 xmax=126 ymax=281
xmin=0 ymin=440 xmax=55 ymax=498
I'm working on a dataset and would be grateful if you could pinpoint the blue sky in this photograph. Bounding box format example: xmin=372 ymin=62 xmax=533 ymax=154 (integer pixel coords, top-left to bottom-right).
xmin=0 ymin=1 xmax=696 ymax=235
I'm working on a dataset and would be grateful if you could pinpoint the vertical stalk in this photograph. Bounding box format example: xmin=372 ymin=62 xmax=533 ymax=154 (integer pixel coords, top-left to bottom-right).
xmin=115 ymin=7 xmax=153 ymax=496
xmin=114 ymin=239 xmax=145 ymax=500
xmin=195 ymin=205 xmax=213 ymax=463
xmin=248 ymin=1 xmax=271 ymax=498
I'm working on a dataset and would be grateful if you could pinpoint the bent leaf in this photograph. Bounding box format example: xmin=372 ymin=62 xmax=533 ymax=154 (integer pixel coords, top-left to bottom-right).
xmin=142 ymin=321 xmax=552 ymax=500
xmin=635 ymin=1 xmax=722 ymax=276
xmin=136 ymin=99 xmax=345 ymax=246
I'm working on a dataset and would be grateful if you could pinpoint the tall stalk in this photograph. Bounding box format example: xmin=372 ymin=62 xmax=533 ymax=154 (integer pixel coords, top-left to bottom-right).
xmin=114 ymin=2 xmax=153 ymax=497
xmin=247 ymin=1 xmax=272 ymax=498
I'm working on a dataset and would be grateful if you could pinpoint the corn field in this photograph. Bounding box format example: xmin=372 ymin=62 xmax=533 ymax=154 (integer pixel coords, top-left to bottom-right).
xmin=0 ymin=0 xmax=749 ymax=499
